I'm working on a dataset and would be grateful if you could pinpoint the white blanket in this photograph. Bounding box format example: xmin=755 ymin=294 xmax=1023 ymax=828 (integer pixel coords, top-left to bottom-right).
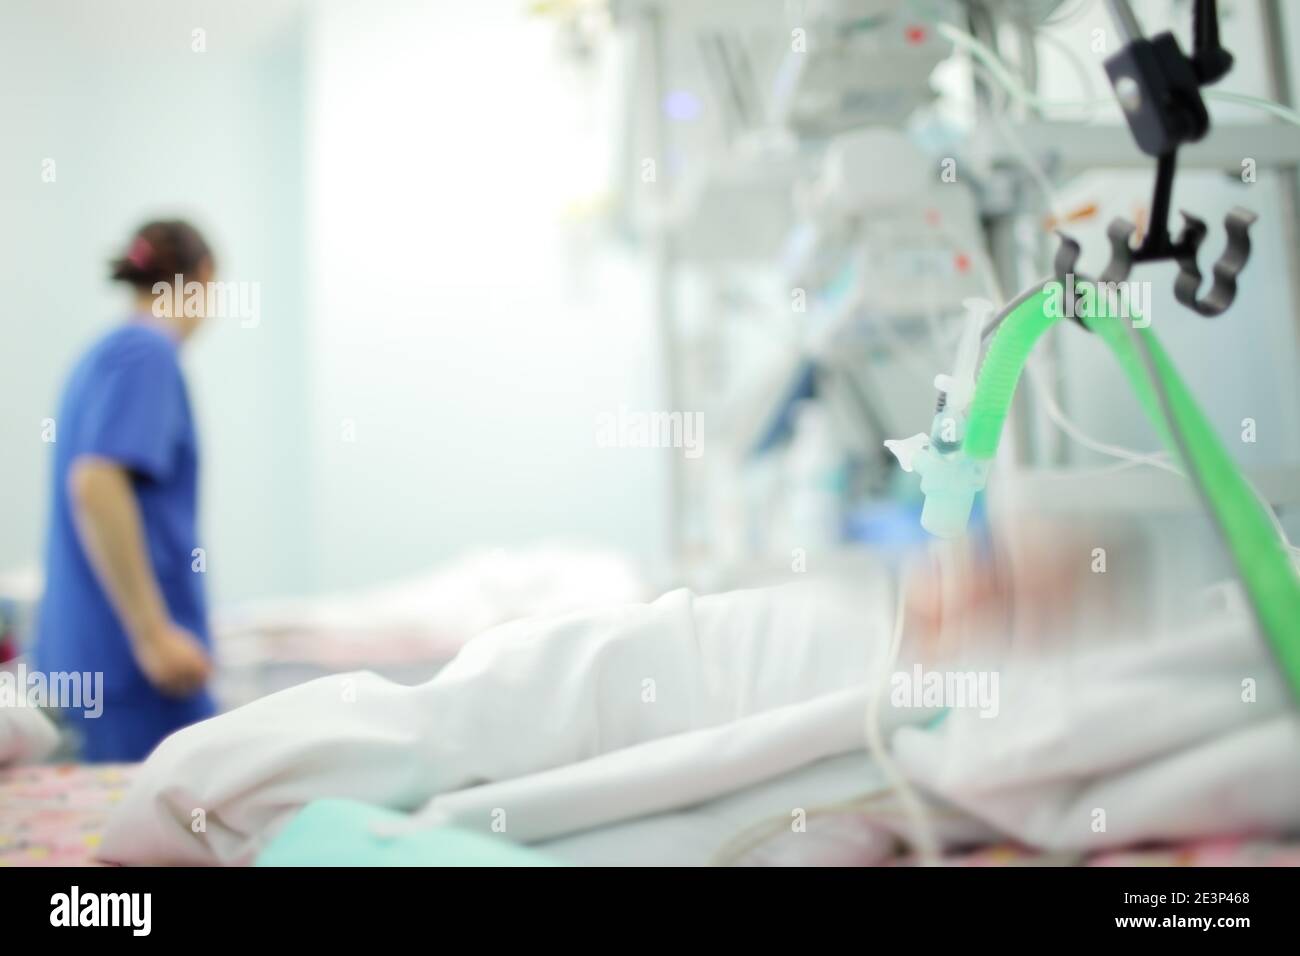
xmin=99 ymin=571 xmax=1300 ymax=866
xmin=100 ymin=575 xmax=896 ymax=865
xmin=216 ymin=545 xmax=648 ymax=656
xmin=894 ymin=615 xmax=1300 ymax=849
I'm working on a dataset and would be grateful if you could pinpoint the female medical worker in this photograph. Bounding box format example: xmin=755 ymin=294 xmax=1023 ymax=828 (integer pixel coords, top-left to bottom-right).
xmin=36 ymin=220 xmax=217 ymax=762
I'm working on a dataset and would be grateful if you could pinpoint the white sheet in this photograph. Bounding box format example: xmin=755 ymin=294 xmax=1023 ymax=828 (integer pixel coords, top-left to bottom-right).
xmin=100 ymin=574 xmax=897 ymax=865
xmin=893 ymin=613 xmax=1300 ymax=849
xmin=216 ymin=545 xmax=649 ymax=659
xmin=384 ymin=685 xmax=934 ymax=843
xmin=100 ymin=568 xmax=1300 ymax=866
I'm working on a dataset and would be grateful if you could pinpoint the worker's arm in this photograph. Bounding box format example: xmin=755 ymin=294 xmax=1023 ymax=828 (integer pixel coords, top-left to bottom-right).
xmin=67 ymin=456 xmax=211 ymax=696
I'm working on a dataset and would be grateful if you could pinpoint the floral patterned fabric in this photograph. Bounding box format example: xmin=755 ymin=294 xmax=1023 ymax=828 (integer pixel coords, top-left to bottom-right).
xmin=3 ymin=763 xmax=1298 ymax=867
xmin=0 ymin=764 xmax=135 ymax=866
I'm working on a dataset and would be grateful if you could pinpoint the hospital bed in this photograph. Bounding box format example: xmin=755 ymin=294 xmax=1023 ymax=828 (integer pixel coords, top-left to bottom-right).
xmin=0 ymin=764 xmax=131 ymax=867
xmin=5 ymin=758 xmax=1299 ymax=867
xmin=212 ymin=545 xmax=651 ymax=707
xmin=0 ymin=545 xmax=656 ymax=863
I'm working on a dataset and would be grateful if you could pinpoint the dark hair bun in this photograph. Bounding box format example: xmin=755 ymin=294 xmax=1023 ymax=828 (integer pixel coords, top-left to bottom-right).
xmin=110 ymin=219 xmax=215 ymax=290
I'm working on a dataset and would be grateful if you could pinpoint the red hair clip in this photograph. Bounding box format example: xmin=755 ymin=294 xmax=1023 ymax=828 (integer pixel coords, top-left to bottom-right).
xmin=126 ymin=237 xmax=153 ymax=269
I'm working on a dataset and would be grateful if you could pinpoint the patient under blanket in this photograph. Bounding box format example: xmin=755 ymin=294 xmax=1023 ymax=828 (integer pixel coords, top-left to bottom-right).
xmin=97 ymin=573 xmax=1300 ymax=866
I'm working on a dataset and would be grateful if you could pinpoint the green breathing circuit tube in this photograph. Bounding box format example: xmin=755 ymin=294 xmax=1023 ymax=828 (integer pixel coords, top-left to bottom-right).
xmin=953 ymin=281 xmax=1300 ymax=703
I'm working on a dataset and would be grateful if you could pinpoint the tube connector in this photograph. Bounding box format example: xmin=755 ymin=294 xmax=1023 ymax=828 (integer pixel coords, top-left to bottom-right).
xmin=913 ymin=445 xmax=989 ymax=539
xmin=883 ymin=297 xmax=995 ymax=539
xmin=884 ymin=434 xmax=989 ymax=539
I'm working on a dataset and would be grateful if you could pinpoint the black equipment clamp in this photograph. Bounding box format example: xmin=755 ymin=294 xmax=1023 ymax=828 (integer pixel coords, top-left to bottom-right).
xmin=1054 ymin=0 xmax=1256 ymax=322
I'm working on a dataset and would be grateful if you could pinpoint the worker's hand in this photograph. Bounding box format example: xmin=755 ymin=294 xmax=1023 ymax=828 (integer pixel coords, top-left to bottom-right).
xmin=133 ymin=623 xmax=213 ymax=697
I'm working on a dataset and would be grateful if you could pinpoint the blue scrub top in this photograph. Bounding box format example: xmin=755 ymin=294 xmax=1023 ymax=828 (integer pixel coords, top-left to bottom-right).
xmin=36 ymin=320 xmax=214 ymax=761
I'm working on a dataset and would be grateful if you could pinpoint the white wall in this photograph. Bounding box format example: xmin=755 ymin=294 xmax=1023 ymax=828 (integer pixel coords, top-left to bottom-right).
xmin=1 ymin=0 xmax=668 ymax=607
xmin=304 ymin=0 xmax=668 ymax=591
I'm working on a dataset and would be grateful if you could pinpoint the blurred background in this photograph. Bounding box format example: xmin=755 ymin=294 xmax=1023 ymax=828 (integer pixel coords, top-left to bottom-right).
xmin=1 ymin=0 xmax=668 ymax=608
xmin=3 ymin=0 xmax=1300 ymax=871
xmin=1 ymin=0 xmax=1298 ymax=664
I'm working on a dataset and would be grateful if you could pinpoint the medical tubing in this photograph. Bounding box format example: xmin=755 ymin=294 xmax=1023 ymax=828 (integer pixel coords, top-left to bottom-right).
xmin=932 ymin=18 xmax=1300 ymax=128
xmin=1082 ymin=309 xmax=1300 ymax=702
xmin=864 ymin=568 xmax=939 ymax=865
xmin=957 ymin=277 xmax=1300 ymax=701
xmin=964 ymin=286 xmax=1063 ymax=461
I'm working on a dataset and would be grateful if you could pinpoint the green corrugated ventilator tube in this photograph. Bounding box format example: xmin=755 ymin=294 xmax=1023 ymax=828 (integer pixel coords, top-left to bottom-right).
xmin=963 ymin=287 xmax=1062 ymax=461
xmin=959 ymin=279 xmax=1300 ymax=702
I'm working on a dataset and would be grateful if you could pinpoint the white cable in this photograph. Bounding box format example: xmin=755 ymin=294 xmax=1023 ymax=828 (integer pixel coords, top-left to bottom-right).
xmin=935 ymin=20 xmax=1097 ymax=115
xmin=978 ymin=64 xmax=1067 ymax=220
xmin=1248 ymin=483 xmax=1300 ymax=560
xmin=863 ymin=566 xmax=941 ymax=865
xmin=1205 ymin=90 xmax=1300 ymax=128
xmin=934 ymin=19 xmax=1300 ymax=129
xmin=707 ymin=567 xmax=945 ymax=867
xmin=1024 ymin=358 xmax=1185 ymax=475
xmin=1031 ymin=26 xmax=1101 ymax=121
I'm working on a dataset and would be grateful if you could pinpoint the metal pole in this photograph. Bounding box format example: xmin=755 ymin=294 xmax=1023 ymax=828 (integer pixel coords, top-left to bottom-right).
xmin=1106 ymin=0 xmax=1144 ymax=44
xmin=644 ymin=8 xmax=684 ymax=569
xmin=1260 ymin=0 xmax=1300 ymax=342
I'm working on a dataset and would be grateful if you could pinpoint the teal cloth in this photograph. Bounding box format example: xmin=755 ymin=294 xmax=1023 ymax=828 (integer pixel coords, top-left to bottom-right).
xmin=256 ymin=799 xmax=565 ymax=867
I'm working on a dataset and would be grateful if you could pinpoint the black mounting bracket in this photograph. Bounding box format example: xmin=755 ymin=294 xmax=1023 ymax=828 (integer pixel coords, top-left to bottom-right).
xmin=1053 ymin=0 xmax=1255 ymax=323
